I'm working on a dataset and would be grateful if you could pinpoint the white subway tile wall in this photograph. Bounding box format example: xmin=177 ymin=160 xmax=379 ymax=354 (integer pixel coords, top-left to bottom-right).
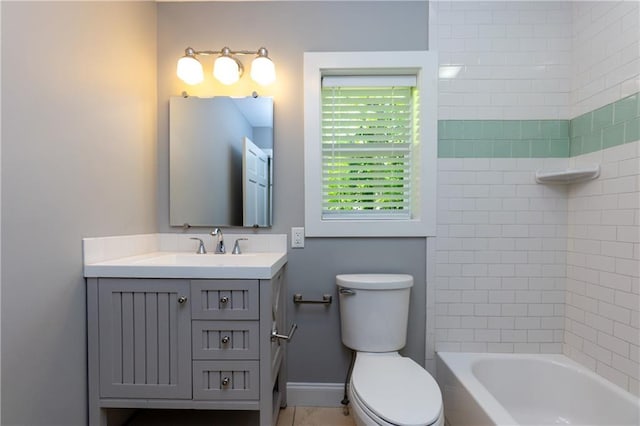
xmin=435 ymin=157 xmax=569 ymax=354
xmin=430 ymin=1 xmax=640 ymax=396
xmin=571 ymin=1 xmax=640 ymax=117
xmin=565 ymin=140 xmax=640 ymax=395
xmin=431 ymin=1 xmax=573 ymax=120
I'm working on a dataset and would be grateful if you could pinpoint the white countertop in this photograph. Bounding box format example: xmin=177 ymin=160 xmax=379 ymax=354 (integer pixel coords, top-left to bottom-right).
xmin=82 ymin=233 xmax=288 ymax=280
xmin=84 ymin=251 xmax=287 ymax=279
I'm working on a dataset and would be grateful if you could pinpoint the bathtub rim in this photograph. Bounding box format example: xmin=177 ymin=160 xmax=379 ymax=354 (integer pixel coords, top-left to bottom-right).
xmin=436 ymin=351 xmax=640 ymax=426
xmin=437 ymin=352 xmax=517 ymax=426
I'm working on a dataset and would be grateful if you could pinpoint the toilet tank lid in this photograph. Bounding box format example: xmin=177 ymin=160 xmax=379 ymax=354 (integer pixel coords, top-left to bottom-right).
xmin=336 ymin=274 xmax=413 ymax=290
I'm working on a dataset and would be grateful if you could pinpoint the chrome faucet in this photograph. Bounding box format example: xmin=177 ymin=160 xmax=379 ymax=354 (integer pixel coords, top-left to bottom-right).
xmin=211 ymin=228 xmax=225 ymax=254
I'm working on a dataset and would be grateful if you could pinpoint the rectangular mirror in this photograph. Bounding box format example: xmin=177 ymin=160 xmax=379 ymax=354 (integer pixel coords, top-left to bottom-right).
xmin=169 ymin=96 xmax=273 ymax=227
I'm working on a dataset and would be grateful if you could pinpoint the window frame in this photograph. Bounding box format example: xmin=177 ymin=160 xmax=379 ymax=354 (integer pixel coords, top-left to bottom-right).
xmin=303 ymin=51 xmax=438 ymax=237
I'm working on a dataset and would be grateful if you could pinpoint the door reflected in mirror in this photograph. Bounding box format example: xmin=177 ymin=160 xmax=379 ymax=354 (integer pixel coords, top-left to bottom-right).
xmin=169 ymin=96 xmax=273 ymax=227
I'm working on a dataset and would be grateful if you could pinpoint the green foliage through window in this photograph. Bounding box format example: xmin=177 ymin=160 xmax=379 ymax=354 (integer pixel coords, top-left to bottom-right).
xmin=321 ymin=85 xmax=419 ymax=219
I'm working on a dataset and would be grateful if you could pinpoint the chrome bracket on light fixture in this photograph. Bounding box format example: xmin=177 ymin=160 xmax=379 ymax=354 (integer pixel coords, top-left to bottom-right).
xmin=176 ymin=46 xmax=276 ymax=86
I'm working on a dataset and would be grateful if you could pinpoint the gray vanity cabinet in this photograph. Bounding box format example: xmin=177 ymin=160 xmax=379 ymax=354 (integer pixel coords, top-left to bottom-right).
xmin=87 ymin=267 xmax=287 ymax=426
xmin=96 ymin=279 xmax=192 ymax=399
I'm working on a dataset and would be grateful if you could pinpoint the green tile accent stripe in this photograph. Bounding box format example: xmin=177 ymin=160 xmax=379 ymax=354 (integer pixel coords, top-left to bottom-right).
xmin=570 ymin=92 xmax=640 ymax=156
xmin=437 ymin=92 xmax=640 ymax=158
xmin=438 ymin=120 xmax=569 ymax=158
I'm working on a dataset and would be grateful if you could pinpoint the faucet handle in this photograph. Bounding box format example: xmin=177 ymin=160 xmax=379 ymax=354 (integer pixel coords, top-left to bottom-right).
xmin=190 ymin=237 xmax=207 ymax=254
xmin=232 ymin=238 xmax=248 ymax=255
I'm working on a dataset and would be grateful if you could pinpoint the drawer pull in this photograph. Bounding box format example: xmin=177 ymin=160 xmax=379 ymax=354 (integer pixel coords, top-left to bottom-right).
xmin=221 ymin=335 xmax=230 ymax=344
xmin=221 ymin=377 xmax=231 ymax=387
xmin=177 ymin=296 xmax=188 ymax=304
xmin=220 ymin=296 xmax=229 ymax=304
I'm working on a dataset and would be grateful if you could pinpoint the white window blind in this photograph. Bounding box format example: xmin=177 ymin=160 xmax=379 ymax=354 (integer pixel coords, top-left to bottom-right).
xmin=321 ymin=76 xmax=419 ymax=220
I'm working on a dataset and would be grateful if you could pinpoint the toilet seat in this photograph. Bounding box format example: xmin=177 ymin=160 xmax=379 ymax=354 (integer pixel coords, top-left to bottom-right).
xmin=351 ymin=353 xmax=442 ymax=426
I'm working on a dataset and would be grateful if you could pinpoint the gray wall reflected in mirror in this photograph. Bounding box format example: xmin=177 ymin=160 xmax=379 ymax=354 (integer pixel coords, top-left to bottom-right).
xmin=169 ymin=96 xmax=273 ymax=227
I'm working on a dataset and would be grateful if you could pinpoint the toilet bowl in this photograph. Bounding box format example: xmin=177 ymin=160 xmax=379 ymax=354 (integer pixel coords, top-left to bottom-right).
xmin=349 ymin=352 xmax=444 ymax=426
xmin=337 ymin=274 xmax=444 ymax=426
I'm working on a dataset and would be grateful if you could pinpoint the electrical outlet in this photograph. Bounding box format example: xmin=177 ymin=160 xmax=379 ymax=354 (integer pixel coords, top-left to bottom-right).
xmin=291 ymin=227 xmax=305 ymax=248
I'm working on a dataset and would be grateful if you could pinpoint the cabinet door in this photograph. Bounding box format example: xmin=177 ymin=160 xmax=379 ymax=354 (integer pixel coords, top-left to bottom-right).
xmin=98 ymin=279 xmax=191 ymax=399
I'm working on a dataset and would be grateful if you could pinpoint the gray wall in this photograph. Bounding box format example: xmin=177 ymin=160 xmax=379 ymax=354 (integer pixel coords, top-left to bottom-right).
xmin=0 ymin=4 xmax=430 ymax=423
xmin=1 ymin=2 xmax=157 ymax=424
xmin=157 ymin=2 xmax=429 ymax=382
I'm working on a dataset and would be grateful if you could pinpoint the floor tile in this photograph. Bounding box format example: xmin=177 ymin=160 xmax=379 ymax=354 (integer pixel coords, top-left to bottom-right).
xmin=276 ymin=407 xmax=295 ymax=426
xmin=124 ymin=406 xmax=355 ymax=426
xmin=125 ymin=409 xmax=258 ymax=425
xmin=293 ymin=407 xmax=355 ymax=426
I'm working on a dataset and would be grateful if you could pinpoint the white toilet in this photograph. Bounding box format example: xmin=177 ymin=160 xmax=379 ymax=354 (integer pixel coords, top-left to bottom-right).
xmin=337 ymin=274 xmax=444 ymax=426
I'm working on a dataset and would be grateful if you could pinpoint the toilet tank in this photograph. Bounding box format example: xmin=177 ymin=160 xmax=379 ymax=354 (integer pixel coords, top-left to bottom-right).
xmin=337 ymin=274 xmax=413 ymax=352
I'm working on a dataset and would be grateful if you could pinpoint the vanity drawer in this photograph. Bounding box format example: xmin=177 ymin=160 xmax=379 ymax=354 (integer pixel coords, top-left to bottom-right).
xmin=192 ymin=360 xmax=259 ymax=400
xmin=192 ymin=321 xmax=259 ymax=360
xmin=191 ymin=280 xmax=259 ymax=320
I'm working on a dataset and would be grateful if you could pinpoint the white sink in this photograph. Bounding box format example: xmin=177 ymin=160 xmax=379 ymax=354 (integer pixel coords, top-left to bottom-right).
xmin=133 ymin=253 xmax=259 ymax=267
xmin=84 ymin=251 xmax=287 ymax=279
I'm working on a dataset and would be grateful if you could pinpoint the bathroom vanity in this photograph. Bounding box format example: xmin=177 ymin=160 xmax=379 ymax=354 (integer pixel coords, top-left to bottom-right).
xmin=84 ymin=234 xmax=289 ymax=426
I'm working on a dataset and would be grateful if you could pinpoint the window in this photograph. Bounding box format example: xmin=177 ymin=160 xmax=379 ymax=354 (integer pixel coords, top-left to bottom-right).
xmin=322 ymin=76 xmax=418 ymax=220
xmin=304 ymin=51 xmax=437 ymax=237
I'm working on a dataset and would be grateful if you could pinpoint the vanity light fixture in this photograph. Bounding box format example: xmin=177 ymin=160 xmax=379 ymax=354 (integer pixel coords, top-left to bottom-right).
xmin=176 ymin=46 xmax=276 ymax=86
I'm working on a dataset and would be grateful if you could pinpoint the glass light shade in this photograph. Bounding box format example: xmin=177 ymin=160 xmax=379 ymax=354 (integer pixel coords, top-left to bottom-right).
xmin=176 ymin=55 xmax=204 ymax=85
xmin=213 ymin=56 xmax=240 ymax=85
xmin=250 ymin=56 xmax=276 ymax=86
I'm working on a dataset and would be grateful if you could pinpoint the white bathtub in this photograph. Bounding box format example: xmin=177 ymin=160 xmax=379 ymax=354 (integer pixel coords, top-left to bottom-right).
xmin=437 ymin=352 xmax=640 ymax=426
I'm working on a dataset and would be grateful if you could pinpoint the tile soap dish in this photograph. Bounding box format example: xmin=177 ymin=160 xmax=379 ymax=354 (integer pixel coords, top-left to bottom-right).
xmin=535 ymin=164 xmax=600 ymax=184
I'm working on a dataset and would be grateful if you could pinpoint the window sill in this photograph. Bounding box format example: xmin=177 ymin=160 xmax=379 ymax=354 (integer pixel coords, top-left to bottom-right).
xmin=305 ymin=217 xmax=434 ymax=237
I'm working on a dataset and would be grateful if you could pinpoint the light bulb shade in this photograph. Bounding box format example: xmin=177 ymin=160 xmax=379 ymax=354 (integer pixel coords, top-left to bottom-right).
xmin=250 ymin=56 xmax=276 ymax=86
xmin=214 ymin=55 xmax=241 ymax=85
xmin=177 ymin=55 xmax=204 ymax=85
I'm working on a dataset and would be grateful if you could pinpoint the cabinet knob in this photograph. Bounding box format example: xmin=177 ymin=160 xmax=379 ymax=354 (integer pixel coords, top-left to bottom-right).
xmin=177 ymin=296 xmax=188 ymax=304
xmin=221 ymin=377 xmax=231 ymax=387
xmin=221 ymin=335 xmax=230 ymax=344
xmin=220 ymin=296 xmax=229 ymax=304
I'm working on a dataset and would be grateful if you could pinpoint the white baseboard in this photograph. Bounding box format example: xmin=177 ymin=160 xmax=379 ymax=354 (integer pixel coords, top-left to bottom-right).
xmin=286 ymin=382 xmax=345 ymax=407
